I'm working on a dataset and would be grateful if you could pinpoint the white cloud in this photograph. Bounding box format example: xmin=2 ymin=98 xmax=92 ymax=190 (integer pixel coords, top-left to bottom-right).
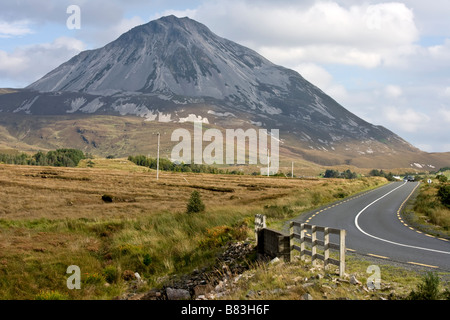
xmin=385 ymin=85 xmax=403 ymax=98
xmin=427 ymin=39 xmax=450 ymax=63
xmin=0 ymin=37 xmax=85 ymax=87
xmin=401 ymin=0 xmax=450 ymax=37
xmin=415 ymin=144 xmax=433 ymax=152
xmin=185 ymin=1 xmax=419 ymax=69
xmin=438 ymin=108 xmax=450 ymax=123
xmin=294 ymin=63 xmax=333 ymax=90
xmin=116 ymin=16 xmax=146 ymax=34
xmin=383 ymin=106 xmax=430 ymax=133
xmin=0 ymin=20 xmax=33 ymax=38
xmin=83 ymin=16 xmax=146 ymax=45
xmin=293 ymin=62 xmax=349 ymax=102
xmin=258 ymin=45 xmax=383 ymax=68
xmin=444 ymin=87 xmax=450 ymax=97
xmin=0 ymin=1 xmax=125 ymax=28
xmin=0 ymin=50 xmax=24 ymax=72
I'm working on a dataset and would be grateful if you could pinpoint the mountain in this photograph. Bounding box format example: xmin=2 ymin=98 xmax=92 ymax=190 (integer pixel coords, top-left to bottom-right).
xmin=0 ymin=15 xmax=448 ymax=170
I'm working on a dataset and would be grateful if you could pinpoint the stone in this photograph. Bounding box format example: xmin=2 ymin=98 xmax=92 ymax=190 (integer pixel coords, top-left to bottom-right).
xmin=302 ymin=282 xmax=314 ymax=289
xmin=337 ymin=279 xmax=350 ymax=284
xmin=302 ymin=293 xmax=313 ymax=300
xmin=134 ymin=272 xmax=141 ymax=281
xmin=193 ymin=284 xmax=213 ymax=297
xmin=127 ymin=293 xmax=147 ymax=300
xmin=166 ymin=287 xmax=191 ymax=300
xmin=128 ymin=241 xmax=256 ymax=301
xmin=215 ymin=281 xmax=224 ymax=292
xmin=350 ymin=275 xmax=361 ymax=285
xmin=270 ymin=257 xmax=280 ymax=264
xmin=141 ymin=290 xmax=162 ymax=300
xmin=246 ymin=290 xmax=258 ymax=298
xmin=269 ymin=288 xmax=284 ymax=295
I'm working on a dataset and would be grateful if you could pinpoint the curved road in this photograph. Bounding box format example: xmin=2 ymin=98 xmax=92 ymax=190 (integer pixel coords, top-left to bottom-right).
xmin=291 ymin=181 xmax=450 ymax=271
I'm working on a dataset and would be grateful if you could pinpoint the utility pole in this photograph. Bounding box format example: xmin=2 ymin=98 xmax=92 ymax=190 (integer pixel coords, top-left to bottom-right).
xmin=156 ymin=132 xmax=160 ymax=181
xmin=267 ymin=149 xmax=270 ymax=177
xmin=292 ymin=161 xmax=294 ymax=178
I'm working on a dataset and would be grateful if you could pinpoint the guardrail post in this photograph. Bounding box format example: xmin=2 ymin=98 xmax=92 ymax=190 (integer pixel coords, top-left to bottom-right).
xmin=255 ymin=214 xmax=266 ymax=245
xmin=256 ymin=218 xmax=346 ymax=277
xmin=339 ymin=229 xmax=346 ymax=277
xmin=324 ymin=227 xmax=329 ymax=270
xmin=289 ymin=221 xmax=294 ymax=262
xmin=300 ymin=223 xmax=305 ymax=261
xmin=311 ymin=225 xmax=317 ymax=266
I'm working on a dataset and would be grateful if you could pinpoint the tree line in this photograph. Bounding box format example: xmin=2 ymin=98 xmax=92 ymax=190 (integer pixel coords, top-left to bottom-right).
xmin=127 ymin=155 xmax=244 ymax=175
xmin=0 ymin=149 xmax=86 ymax=167
xmin=368 ymin=169 xmax=397 ymax=181
xmin=323 ymin=169 xmax=358 ymax=179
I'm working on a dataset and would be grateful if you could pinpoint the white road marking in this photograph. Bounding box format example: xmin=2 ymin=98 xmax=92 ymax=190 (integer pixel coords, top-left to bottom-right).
xmin=354 ymin=182 xmax=450 ymax=255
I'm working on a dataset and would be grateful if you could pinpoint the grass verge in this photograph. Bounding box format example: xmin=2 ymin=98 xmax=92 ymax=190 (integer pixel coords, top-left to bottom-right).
xmin=402 ymin=181 xmax=450 ymax=239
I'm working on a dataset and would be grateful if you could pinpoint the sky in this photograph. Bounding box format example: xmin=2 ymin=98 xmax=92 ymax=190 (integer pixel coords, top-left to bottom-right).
xmin=1 ymin=0 xmax=450 ymax=153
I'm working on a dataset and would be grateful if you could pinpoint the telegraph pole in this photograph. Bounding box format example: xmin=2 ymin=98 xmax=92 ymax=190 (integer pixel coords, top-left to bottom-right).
xmin=291 ymin=161 xmax=294 ymax=178
xmin=156 ymin=132 xmax=160 ymax=180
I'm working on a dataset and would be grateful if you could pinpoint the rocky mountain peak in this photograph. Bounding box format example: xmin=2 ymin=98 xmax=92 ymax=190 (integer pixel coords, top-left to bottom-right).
xmin=0 ymin=15 xmax=434 ymax=168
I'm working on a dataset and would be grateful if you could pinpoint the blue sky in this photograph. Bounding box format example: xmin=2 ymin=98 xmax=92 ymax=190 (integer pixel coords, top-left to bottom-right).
xmin=1 ymin=0 xmax=450 ymax=153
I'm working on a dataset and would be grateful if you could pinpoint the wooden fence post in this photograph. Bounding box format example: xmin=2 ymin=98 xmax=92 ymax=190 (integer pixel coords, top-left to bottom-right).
xmin=324 ymin=227 xmax=330 ymax=269
xmin=300 ymin=223 xmax=305 ymax=261
xmin=289 ymin=221 xmax=294 ymax=262
xmin=311 ymin=225 xmax=317 ymax=266
xmin=292 ymin=222 xmax=346 ymax=277
xmin=255 ymin=214 xmax=266 ymax=245
xmin=339 ymin=229 xmax=346 ymax=277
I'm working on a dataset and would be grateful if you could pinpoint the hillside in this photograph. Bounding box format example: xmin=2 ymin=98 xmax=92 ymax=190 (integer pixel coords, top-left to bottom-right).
xmin=0 ymin=113 xmax=448 ymax=171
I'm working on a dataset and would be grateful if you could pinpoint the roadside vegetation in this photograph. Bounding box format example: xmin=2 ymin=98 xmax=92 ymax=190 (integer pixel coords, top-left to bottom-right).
xmin=218 ymin=253 xmax=450 ymax=300
xmin=401 ymin=173 xmax=450 ymax=238
xmin=0 ymin=158 xmax=387 ymax=300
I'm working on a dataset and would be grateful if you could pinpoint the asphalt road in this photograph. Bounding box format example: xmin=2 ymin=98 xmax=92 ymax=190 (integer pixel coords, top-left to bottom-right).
xmin=291 ymin=181 xmax=450 ymax=271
